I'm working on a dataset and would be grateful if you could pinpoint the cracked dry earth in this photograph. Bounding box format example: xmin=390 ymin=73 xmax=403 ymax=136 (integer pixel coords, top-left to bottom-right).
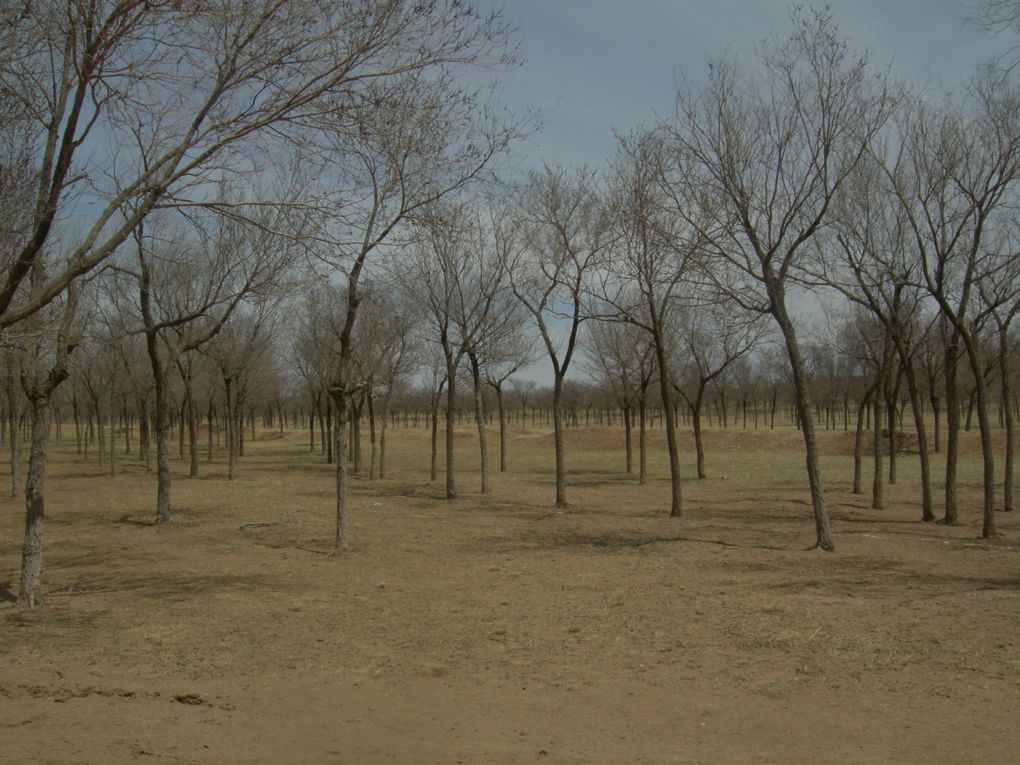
xmin=2 ymin=426 xmax=1018 ymax=764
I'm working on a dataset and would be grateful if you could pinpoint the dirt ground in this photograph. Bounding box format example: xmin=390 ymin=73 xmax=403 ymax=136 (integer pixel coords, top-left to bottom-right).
xmin=1 ymin=423 xmax=1018 ymax=764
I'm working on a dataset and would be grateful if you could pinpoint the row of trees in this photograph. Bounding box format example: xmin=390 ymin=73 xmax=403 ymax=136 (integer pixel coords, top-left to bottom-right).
xmin=3 ymin=2 xmax=1020 ymax=606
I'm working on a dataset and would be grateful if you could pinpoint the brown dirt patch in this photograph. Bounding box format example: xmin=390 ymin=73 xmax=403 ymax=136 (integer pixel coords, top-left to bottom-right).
xmin=1 ymin=425 xmax=1018 ymax=763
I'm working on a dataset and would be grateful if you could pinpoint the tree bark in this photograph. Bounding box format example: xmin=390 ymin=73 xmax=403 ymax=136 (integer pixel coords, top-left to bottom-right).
xmin=17 ymin=396 xmax=50 ymax=607
xmin=771 ymin=286 xmax=833 ymax=550
xmin=469 ymin=354 xmax=490 ymax=494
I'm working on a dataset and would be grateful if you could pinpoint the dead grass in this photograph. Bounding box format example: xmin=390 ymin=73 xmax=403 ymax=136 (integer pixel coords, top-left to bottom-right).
xmin=1 ymin=423 xmax=1018 ymax=764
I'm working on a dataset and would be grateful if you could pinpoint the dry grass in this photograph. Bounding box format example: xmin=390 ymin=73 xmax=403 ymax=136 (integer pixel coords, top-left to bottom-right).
xmin=1 ymin=422 xmax=1018 ymax=764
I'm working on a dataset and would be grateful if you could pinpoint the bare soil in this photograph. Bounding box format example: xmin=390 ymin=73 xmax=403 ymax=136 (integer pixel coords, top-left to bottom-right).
xmin=2 ymin=424 xmax=1018 ymax=764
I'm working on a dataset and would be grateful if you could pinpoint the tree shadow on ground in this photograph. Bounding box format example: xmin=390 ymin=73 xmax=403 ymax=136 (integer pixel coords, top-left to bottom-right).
xmin=482 ymin=526 xmax=787 ymax=554
xmin=47 ymin=571 xmax=281 ymax=602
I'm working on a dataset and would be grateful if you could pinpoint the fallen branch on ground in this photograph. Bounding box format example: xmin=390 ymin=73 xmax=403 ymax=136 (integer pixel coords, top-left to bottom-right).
xmin=239 ymin=513 xmax=292 ymax=530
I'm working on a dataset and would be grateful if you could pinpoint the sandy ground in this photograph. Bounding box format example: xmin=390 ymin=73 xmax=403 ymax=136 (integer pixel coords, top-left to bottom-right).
xmin=1 ymin=424 xmax=1018 ymax=764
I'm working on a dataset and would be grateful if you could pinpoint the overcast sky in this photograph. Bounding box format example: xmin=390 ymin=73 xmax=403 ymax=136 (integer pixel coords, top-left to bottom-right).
xmin=483 ymin=0 xmax=1016 ymax=169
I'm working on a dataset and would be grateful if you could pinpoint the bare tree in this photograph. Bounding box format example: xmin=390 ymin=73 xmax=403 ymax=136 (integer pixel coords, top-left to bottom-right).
xmin=510 ymin=165 xmax=607 ymax=509
xmin=672 ymin=302 xmax=764 ymax=480
xmin=882 ymin=74 xmax=1020 ymax=537
xmin=598 ymin=128 xmax=697 ymax=514
xmin=660 ymin=9 xmax=893 ymax=549
xmin=0 ymin=1 xmax=526 ymax=332
xmin=118 ymin=211 xmax=291 ymax=523
xmin=821 ymin=157 xmax=939 ymax=521
xmin=582 ymin=318 xmax=656 ymax=480
xmin=402 ymin=203 xmax=507 ymax=498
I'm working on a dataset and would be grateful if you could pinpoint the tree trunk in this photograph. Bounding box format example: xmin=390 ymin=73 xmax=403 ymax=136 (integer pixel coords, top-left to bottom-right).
xmin=430 ymin=385 xmax=442 ymax=483
xmin=771 ymin=288 xmax=833 ymax=550
xmin=872 ymin=373 xmax=885 ymax=510
xmin=445 ymin=363 xmax=458 ymax=500
xmin=638 ymin=394 xmax=648 ymax=485
xmin=225 ymin=376 xmax=237 ymax=481
xmin=109 ymin=387 xmax=116 ymax=476
xmin=17 ymin=396 xmax=50 ymax=607
xmin=693 ymin=383 xmax=707 ymax=480
xmin=552 ymin=376 xmax=568 ymax=508
xmin=852 ymin=389 xmax=871 ymax=495
xmin=899 ymin=349 xmax=935 ymax=522
xmin=1001 ymin=329 xmax=1015 ymax=514
xmin=958 ymin=332 xmax=998 ymax=539
xmin=331 ymin=390 xmax=349 ymax=550
xmin=943 ymin=327 xmax=961 ymax=525
xmin=469 ymin=355 xmax=490 ymax=494
xmin=379 ymin=398 xmax=389 ymax=480
xmin=651 ymin=322 xmax=682 ymax=517
xmin=622 ymin=403 xmax=633 ymax=474
xmin=367 ymin=392 xmax=377 ymax=481
xmin=495 ymin=383 xmax=508 ymax=473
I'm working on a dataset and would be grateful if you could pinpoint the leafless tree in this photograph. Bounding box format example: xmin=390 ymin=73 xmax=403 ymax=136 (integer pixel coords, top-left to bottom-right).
xmin=510 ymin=165 xmax=608 ymax=509
xmin=402 ymin=203 xmax=507 ymax=498
xmin=672 ymin=302 xmax=765 ymax=480
xmin=581 ymin=318 xmax=656 ymax=481
xmin=597 ymin=128 xmax=698 ymax=515
xmin=116 ymin=210 xmax=292 ymax=523
xmin=820 ymin=157 xmax=939 ymax=521
xmin=0 ymin=1 xmax=524 ymax=333
xmin=660 ymin=9 xmax=894 ymax=549
xmin=881 ymin=73 xmax=1020 ymax=537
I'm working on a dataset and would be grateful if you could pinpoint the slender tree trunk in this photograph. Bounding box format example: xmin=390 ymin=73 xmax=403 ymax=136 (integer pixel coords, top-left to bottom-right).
xmin=651 ymin=321 xmax=682 ymax=517
xmin=469 ymin=355 xmax=490 ymax=494
xmin=109 ymin=387 xmax=116 ymax=476
xmin=638 ymin=394 xmax=648 ymax=485
xmin=943 ymin=327 xmax=961 ymax=525
xmin=206 ymin=401 xmax=214 ymax=464
xmin=958 ymin=333 xmax=998 ymax=539
xmin=495 ymin=383 xmax=508 ymax=473
xmin=445 ymin=363 xmax=458 ymax=500
xmin=872 ymin=372 xmax=885 ymax=510
xmin=552 ymin=376 xmax=568 ymax=508
xmin=693 ymin=384 xmax=707 ymax=480
xmin=332 ymin=390 xmax=349 ymax=550
xmin=379 ymin=398 xmax=389 ymax=480
xmin=852 ymin=388 xmax=871 ymax=495
xmin=899 ymin=351 xmax=935 ymax=522
xmin=367 ymin=392 xmax=377 ymax=481
xmin=225 ymin=376 xmax=237 ymax=481
xmin=622 ymin=403 xmax=633 ymax=474
xmin=771 ymin=289 xmax=833 ymax=550
xmin=1002 ymin=330 xmax=1015 ymax=514
xmin=430 ymin=383 xmax=442 ymax=482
